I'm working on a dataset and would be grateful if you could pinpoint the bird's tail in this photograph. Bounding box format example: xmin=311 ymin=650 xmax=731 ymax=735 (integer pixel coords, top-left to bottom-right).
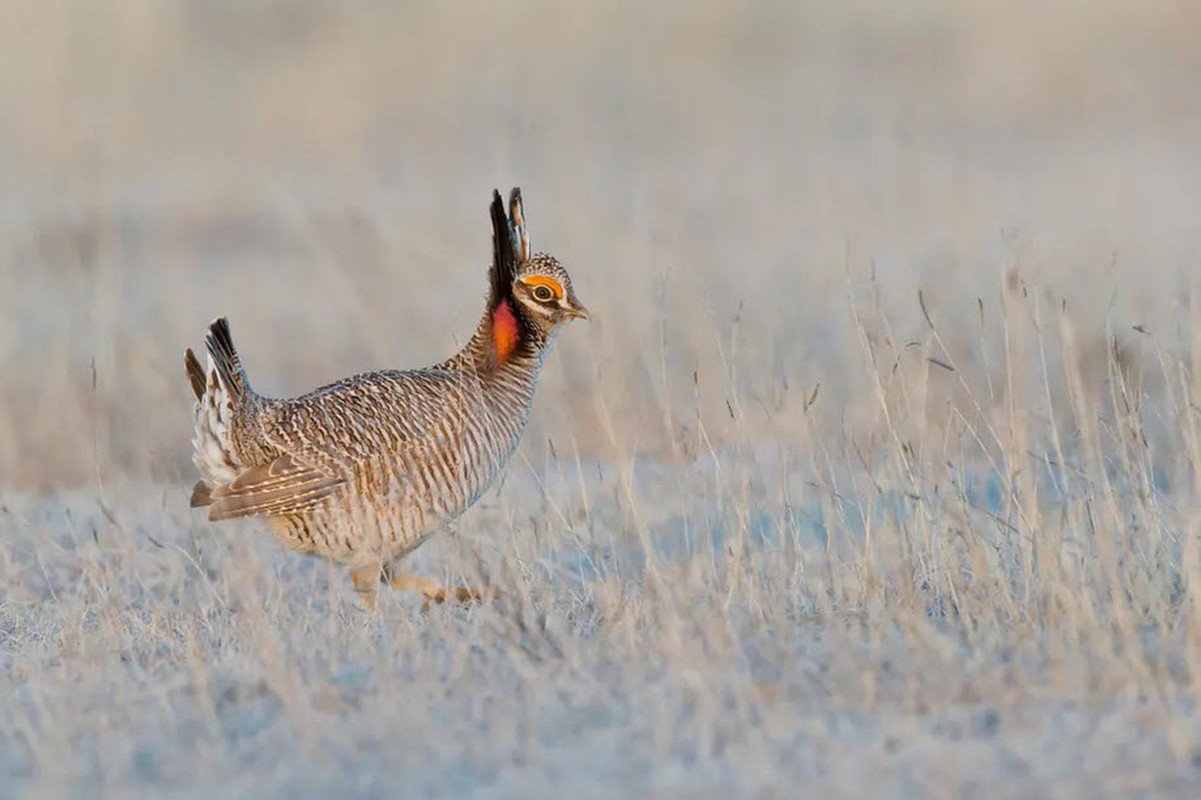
xmin=185 ymin=317 xmax=254 ymax=499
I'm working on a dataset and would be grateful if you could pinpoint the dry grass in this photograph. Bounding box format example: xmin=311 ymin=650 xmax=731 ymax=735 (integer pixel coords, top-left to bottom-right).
xmin=4 ymin=1 xmax=1201 ymax=797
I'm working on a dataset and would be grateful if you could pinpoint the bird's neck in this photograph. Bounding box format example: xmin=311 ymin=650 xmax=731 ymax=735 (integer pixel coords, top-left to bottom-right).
xmin=453 ymin=297 xmax=551 ymax=376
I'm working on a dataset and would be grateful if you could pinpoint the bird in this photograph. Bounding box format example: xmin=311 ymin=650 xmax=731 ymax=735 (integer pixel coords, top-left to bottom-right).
xmin=184 ymin=188 xmax=589 ymax=610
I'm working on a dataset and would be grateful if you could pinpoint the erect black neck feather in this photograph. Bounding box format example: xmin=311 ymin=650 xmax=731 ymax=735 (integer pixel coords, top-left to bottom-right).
xmin=488 ymin=191 xmax=518 ymax=312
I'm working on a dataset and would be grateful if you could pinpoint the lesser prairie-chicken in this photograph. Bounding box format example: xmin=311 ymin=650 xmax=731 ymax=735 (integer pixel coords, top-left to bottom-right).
xmin=184 ymin=188 xmax=588 ymax=608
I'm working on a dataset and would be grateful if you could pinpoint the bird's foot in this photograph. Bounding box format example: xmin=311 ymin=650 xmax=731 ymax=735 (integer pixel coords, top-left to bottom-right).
xmin=349 ymin=567 xmax=380 ymax=612
xmin=386 ymin=573 xmax=495 ymax=612
xmin=415 ymin=583 xmax=497 ymax=613
xmin=351 ymin=567 xmax=496 ymax=612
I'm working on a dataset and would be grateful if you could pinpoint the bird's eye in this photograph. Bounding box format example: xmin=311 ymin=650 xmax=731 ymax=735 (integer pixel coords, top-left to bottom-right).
xmin=533 ymin=285 xmax=554 ymax=302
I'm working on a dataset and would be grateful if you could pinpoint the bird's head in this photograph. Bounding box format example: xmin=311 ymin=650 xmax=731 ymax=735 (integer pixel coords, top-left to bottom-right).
xmin=487 ymin=189 xmax=589 ymax=361
xmin=511 ymin=253 xmax=589 ymax=330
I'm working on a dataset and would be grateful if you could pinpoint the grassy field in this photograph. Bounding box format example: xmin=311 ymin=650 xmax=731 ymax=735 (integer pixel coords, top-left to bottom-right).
xmin=4 ymin=2 xmax=1201 ymax=797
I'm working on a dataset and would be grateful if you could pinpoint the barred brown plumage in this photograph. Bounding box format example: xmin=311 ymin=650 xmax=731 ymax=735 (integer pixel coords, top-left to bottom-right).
xmin=184 ymin=188 xmax=589 ymax=609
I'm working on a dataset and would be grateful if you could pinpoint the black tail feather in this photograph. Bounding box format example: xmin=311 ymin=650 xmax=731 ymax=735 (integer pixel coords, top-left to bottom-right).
xmin=184 ymin=348 xmax=205 ymax=400
xmin=204 ymin=317 xmax=246 ymax=401
xmin=190 ymin=480 xmax=213 ymax=508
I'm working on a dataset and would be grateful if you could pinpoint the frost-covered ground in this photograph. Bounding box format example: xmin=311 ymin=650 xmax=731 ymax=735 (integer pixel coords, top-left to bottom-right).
xmin=5 ymin=2 xmax=1201 ymax=797
xmin=6 ymin=421 xmax=1201 ymax=799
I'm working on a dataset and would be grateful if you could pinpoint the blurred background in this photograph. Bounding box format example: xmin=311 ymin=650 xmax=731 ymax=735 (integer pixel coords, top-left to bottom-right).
xmin=2 ymin=0 xmax=1200 ymax=489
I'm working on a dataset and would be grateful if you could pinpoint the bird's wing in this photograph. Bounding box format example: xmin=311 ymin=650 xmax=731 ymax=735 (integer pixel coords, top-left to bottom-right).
xmin=206 ymin=453 xmax=345 ymax=520
xmin=203 ymin=370 xmax=456 ymax=521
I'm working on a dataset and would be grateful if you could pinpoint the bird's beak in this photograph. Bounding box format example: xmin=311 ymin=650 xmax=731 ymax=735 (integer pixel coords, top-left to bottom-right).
xmin=567 ymin=303 xmax=591 ymax=321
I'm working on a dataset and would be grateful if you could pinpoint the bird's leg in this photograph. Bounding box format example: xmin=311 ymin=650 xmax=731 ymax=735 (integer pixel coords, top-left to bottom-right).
xmin=349 ymin=567 xmax=381 ymax=612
